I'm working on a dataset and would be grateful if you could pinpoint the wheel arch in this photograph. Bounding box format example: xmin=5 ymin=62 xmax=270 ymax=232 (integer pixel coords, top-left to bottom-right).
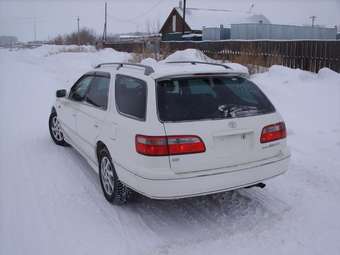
xmin=96 ymin=139 xmax=112 ymax=164
xmin=95 ymin=140 xmax=123 ymax=179
xmin=96 ymin=140 xmax=108 ymax=163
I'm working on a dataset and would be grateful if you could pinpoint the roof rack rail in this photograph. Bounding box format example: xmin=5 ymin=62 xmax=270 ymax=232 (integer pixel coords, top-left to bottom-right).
xmin=165 ymin=61 xmax=230 ymax=70
xmin=95 ymin=62 xmax=155 ymax=75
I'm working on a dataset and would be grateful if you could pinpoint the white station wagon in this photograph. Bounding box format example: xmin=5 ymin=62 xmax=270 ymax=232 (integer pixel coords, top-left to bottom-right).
xmin=49 ymin=61 xmax=290 ymax=205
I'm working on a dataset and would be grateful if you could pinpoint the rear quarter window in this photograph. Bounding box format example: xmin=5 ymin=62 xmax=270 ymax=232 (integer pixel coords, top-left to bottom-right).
xmin=115 ymin=75 xmax=147 ymax=121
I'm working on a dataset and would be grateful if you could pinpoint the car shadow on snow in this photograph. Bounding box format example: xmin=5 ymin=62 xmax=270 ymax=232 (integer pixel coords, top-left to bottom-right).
xmin=63 ymin=143 xmax=290 ymax=251
xmin=128 ymin=187 xmax=290 ymax=247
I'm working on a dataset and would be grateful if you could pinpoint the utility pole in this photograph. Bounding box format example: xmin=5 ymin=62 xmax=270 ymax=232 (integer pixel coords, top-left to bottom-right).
xmin=77 ymin=16 xmax=80 ymax=45
xmin=310 ymin=15 xmax=317 ymax=27
xmin=102 ymin=2 xmax=108 ymax=41
xmin=33 ymin=17 xmax=37 ymax=41
xmin=182 ymin=0 xmax=187 ymax=34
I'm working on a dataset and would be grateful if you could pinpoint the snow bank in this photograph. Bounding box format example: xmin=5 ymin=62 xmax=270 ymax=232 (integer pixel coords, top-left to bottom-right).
xmin=31 ymin=45 xmax=97 ymax=57
xmin=252 ymin=65 xmax=340 ymax=134
xmin=7 ymin=45 xmax=132 ymax=85
xmin=317 ymin=67 xmax=340 ymax=81
xmin=12 ymin=44 xmax=132 ymax=64
xmin=12 ymin=44 xmax=98 ymax=58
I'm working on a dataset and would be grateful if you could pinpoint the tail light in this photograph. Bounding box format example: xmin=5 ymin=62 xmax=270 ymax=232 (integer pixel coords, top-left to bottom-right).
xmin=136 ymin=135 xmax=206 ymax=156
xmin=260 ymin=122 xmax=287 ymax=143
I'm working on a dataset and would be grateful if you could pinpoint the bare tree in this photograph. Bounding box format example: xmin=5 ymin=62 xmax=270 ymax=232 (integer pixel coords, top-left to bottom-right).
xmin=51 ymin=27 xmax=97 ymax=45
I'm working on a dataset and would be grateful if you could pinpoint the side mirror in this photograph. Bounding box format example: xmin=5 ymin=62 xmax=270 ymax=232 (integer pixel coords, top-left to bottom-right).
xmin=56 ymin=89 xmax=67 ymax=98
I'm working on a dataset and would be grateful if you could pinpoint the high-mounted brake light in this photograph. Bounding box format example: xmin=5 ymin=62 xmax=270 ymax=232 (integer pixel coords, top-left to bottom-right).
xmin=260 ymin=122 xmax=287 ymax=143
xmin=135 ymin=135 xmax=206 ymax=156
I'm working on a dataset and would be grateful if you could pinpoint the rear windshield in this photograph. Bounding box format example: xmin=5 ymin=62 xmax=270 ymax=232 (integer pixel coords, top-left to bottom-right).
xmin=157 ymin=76 xmax=275 ymax=122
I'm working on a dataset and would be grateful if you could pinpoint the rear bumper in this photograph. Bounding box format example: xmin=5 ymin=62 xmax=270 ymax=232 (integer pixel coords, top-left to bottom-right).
xmin=116 ymin=155 xmax=290 ymax=199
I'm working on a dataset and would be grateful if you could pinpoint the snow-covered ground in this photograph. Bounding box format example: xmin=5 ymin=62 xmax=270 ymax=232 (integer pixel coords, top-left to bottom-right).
xmin=1 ymin=46 xmax=340 ymax=255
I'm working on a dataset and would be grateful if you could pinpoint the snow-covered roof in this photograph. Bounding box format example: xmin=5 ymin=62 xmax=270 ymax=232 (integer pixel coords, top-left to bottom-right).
xmin=175 ymin=7 xmax=271 ymax=30
xmin=96 ymin=49 xmax=249 ymax=79
xmin=181 ymin=33 xmax=202 ymax=38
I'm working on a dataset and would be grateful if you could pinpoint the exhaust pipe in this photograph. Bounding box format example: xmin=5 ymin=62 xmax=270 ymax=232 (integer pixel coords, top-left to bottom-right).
xmin=245 ymin=183 xmax=266 ymax=189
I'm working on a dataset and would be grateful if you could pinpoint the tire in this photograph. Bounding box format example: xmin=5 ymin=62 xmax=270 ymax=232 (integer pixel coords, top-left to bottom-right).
xmin=48 ymin=111 xmax=69 ymax=146
xmin=98 ymin=148 xmax=130 ymax=205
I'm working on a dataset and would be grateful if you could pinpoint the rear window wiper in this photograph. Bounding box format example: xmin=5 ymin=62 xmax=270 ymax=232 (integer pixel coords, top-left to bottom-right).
xmin=218 ymin=104 xmax=260 ymax=118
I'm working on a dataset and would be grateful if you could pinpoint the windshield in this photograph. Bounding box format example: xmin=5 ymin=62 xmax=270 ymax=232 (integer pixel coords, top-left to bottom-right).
xmin=157 ymin=76 xmax=275 ymax=122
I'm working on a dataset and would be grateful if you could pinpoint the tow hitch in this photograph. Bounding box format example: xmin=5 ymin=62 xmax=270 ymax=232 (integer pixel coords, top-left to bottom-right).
xmin=245 ymin=183 xmax=266 ymax=189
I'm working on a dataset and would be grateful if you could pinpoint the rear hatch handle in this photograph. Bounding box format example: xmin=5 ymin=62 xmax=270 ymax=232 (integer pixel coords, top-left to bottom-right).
xmin=213 ymin=129 xmax=253 ymax=137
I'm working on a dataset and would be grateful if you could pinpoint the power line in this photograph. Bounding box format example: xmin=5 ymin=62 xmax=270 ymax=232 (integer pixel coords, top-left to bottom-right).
xmin=188 ymin=7 xmax=259 ymax=15
xmin=107 ymin=0 xmax=165 ymax=24
xmin=127 ymin=0 xmax=165 ymax=21
xmin=187 ymin=7 xmax=233 ymax=12
xmin=107 ymin=14 xmax=138 ymax=25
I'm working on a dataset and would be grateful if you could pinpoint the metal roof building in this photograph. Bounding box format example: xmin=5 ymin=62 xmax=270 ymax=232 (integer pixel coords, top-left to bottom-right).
xmin=231 ymin=23 xmax=337 ymax=40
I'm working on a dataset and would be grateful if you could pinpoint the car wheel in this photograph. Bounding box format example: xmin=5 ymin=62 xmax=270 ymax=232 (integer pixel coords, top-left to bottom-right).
xmin=49 ymin=111 xmax=69 ymax=146
xmin=99 ymin=148 xmax=129 ymax=205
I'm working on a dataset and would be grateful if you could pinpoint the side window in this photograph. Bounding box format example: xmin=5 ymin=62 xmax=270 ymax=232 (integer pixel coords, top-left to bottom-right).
xmin=85 ymin=76 xmax=110 ymax=110
xmin=115 ymin=75 xmax=147 ymax=120
xmin=69 ymin=76 xmax=94 ymax=101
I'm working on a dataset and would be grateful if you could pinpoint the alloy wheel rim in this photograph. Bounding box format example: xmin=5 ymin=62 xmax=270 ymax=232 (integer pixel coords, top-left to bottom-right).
xmin=51 ymin=116 xmax=64 ymax=142
xmin=101 ymin=156 xmax=114 ymax=196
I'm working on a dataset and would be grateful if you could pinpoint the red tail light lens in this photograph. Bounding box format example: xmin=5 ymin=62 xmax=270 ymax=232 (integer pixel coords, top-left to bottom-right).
xmin=135 ymin=136 xmax=168 ymax=156
xmin=167 ymin=136 xmax=206 ymax=155
xmin=136 ymin=135 xmax=206 ymax=156
xmin=260 ymin=122 xmax=287 ymax=143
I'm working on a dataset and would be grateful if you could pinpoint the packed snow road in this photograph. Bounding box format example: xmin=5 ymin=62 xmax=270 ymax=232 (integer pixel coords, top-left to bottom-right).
xmin=1 ymin=47 xmax=340 ymax=255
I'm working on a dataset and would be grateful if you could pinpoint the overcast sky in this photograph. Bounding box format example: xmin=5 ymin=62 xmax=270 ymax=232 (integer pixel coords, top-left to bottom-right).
xmin=0 ymin=0 xmax=339 ymax=42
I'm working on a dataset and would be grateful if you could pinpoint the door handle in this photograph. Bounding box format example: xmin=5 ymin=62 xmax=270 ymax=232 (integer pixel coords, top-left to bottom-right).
xmin=94 ymin=124 xmax=99 ymax=128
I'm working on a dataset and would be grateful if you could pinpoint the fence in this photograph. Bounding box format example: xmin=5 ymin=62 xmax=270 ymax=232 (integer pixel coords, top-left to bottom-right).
xmin=104 ymin=41 xmax=145 ymax=53
xmin=104 ymin=40 xmax=340 ymax=73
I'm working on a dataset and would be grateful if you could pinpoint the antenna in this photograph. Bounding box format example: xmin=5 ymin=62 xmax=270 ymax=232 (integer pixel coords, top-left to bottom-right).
xmin=310 ymin=15 xmax=317 ymax=27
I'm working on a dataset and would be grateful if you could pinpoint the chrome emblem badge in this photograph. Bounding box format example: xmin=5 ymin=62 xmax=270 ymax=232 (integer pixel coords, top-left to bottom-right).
xmin=228 ymin=121 xmax=237 ymax=128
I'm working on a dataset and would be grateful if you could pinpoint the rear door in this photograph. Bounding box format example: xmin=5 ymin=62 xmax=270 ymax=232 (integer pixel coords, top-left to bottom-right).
xmin=157 ymin=76 xmax=286 ymax=174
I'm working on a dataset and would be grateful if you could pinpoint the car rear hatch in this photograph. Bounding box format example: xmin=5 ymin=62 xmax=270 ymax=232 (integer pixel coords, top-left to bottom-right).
xmin=156 ymin=75 xmax=286 ymax=174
